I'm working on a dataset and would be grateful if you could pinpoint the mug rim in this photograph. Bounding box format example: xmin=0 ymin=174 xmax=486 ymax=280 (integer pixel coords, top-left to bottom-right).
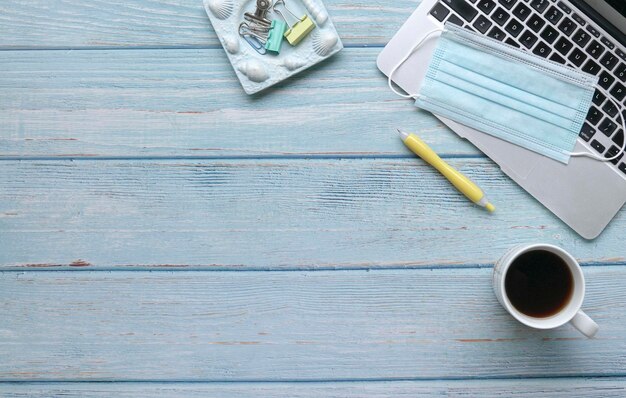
xmin=497 ymin=243 xmax=585 ymax=329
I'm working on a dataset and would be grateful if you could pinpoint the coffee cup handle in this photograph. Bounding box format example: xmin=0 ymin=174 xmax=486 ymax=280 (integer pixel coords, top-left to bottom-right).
xmin=570 ymin=310 xmax=599 ymax=338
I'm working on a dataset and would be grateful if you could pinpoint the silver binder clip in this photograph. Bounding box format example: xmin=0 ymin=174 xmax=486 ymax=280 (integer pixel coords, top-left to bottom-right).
xmin=244 ymin=0 xmax=272 ymax=29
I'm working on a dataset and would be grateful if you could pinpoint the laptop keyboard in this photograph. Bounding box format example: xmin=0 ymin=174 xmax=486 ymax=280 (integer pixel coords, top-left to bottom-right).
xmin=429 ymin=0 xmax=626 ymax=174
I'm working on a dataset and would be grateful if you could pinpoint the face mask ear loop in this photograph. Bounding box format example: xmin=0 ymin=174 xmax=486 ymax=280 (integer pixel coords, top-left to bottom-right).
xmin=570 ymin=89 xmax=626 ymax=162
xmin=387 ymin=28 xmax=445 ymax=99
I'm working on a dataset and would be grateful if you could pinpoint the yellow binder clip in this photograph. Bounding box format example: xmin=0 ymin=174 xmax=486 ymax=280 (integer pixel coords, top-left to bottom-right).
xmin=272 ymin=0 xmax=315 ymax=46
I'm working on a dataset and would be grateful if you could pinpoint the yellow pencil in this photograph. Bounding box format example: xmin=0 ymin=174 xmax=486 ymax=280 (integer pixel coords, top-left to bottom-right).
xmin=398 ymin=129 xmax=495 ymax=212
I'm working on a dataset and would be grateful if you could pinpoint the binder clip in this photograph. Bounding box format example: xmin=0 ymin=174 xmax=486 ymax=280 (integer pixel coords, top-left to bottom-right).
xmin=239 ymin=22 xmax=268 ymax=55
xmin=272 ymin=0 xmax=315 ymax=46
xmin=265 ymin=20 xmax=288 ymax=54
xmin=244 ymin=0 xmax=272 ymax=29
xmin=240 ymin=0 xmax=274 ymax=54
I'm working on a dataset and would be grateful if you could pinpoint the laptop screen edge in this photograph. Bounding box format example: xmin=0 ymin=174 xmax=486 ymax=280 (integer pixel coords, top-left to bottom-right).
xmin=571 ymin=0 xmax=626 ymax=46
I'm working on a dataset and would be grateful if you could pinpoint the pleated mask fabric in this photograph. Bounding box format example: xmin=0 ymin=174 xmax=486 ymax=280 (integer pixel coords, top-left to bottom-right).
xmin=413 ymin=24 xmax=598 ymax=164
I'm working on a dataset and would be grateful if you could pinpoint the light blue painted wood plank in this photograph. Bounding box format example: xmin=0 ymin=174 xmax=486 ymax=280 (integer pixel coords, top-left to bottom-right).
xmin=0 ymin=48 xmax=476 ymax=158
xmin=0 ymin=0 xmax=419 ymax=48
xmin=1 ymin=268 xmax=625 ymax=380
xmin=2 ymin=379 xmax=626 ymax=397
xmin=0 ymin=159 xmax=624 ymax=269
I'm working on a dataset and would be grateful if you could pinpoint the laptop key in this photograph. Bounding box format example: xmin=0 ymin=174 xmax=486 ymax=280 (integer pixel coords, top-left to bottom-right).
xmin=609 ymin=151 xmax=624 ymax=165
xmin=586 ymin=106 xmax=602 ymax=125
xmin=586 ymin=40 xmax=604 ymax=59
xmin=540 ymin=25 xmax=558 ymax=44
xmin=513 ymin=3 xmax=531 ymax=21
xmin=603 ymin=100 xmax=618 ymax=118
xmin=605 ymin=149 xmax=622 ymax=162
xmin=505 ymin=19 xmax=523 ymax=37
xmin=520 ymin=30 xmax=538 ymax=48
xmin=579 ymin=122 xmax=595 ymax=142
xmin=598 ymin=71 xmax=615 ymax=90
xmin=557 ymin=1 xmax=571 ymax=13
xmin=619 ymin=162 xmax=626 ymax=175
xmin=616 ymin=63 xmax=626 ymax=82
xmin=545 ymin=6 xmax=563 ymax=24
xmin=442 ymin=0 xmax=478 ymax=22
xmin=599 ymin=118 xmax=618 ymax=137
xmin=572 ymin=13 xmax=585 ymax=26
xmin=473 ymin=15 xmax=492 ymax=32
xmin=582 ymin=59 xmax=601 ymax=75
xmin=613 ymin=147 xmax=624 ymax=166
xmin=527 ymin=14 xmax=545 ymax=33
xmin=530 ymin=0 xmax=549 ymax=13
xmin=498 ymin=0 xmax=516 ymax=9
xmin=586 ymin=25 xmax=601 ymax=38
xmin=613 ymin=130 xmax=624 ymax=147
xmin=476 ymin=0 xmax=497 ymax=14
xmin=610 ymin=83 xmax=625 ymax=102
xmin=554 ymin=37 xmax=573 ymax=55
xmin=532 ymin=41 xmax=551 ymax=57
xmin=590 ymin=139 xmax=605 ymax=154
xmin=592 ymin=89 xmax=606 ymax=106
xmin=448 ymin=14 xmax=465 ymax=26
xmin=601 ymin=37 xmax=615 ymax=50
xmin=487 ymin=26 xmax=506 ymax=40
xmin=606 ymin=145 xmax=621 ymax=161
xmin=430 ymin=3 xmax=451 ymax=21
xmin=492 ymin=8 xmax=511 ymax=25
xmin=610 ymin=153 xmax=624 ymax=165
xmin=505 ymin=37 xmax=520 ymax=47
xmin=607 ymin=145 xmax=623 ymax=162
xmin=600 ymin=53 xmax=619 ymax=70
xmin=572 ymin=29 xmax=590 ymax=47
xmin=557 ymin=18 xmax=575 ymax=36
xmin=567 ymin=48 xmax=586 ymax=67
xmin=549 ymin=52 xmax=566 ymax=64
xmin=618 ymin=50 xmax=626 ymax=61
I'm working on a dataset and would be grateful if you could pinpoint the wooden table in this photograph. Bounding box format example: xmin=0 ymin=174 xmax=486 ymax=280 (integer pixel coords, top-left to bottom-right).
xmin=1 ymin=1 xmax=625 ymax=396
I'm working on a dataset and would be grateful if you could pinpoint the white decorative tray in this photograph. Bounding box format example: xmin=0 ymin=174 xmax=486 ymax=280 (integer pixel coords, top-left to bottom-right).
xmin=204 ymin=0 xmax=343 ymax=94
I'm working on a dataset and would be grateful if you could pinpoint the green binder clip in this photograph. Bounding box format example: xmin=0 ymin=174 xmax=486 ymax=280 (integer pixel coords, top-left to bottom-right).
xmin=272 ymin=0 xmax=315 ymax=46
xmin=265 ymin=20 xmax=287 ymax=54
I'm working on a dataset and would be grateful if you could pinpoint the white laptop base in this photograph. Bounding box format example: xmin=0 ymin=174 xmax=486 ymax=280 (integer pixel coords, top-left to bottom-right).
xmin=377 ymin=0 xmax=626 ymax=239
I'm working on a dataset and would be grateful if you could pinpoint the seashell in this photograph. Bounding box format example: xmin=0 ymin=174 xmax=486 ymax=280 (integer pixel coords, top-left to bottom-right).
xmin=222 ymin=35 xmax=239 ymax=54
xmin=281 ymin=56 xmax=306 ymax=71
xmin=312 ymin=30 xmax=338 ymax=56
xmin=237 ymin=60 xmax=269 ymax=83
xmin=206 ymin=0 xmax=234 ymax=20
xmin=301 ymin=0 xmax=328 ymax=26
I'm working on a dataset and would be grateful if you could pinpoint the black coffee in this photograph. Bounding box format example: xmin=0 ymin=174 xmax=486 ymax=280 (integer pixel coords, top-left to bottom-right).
xmin=504 ymin=250 xmax=574 ymax=318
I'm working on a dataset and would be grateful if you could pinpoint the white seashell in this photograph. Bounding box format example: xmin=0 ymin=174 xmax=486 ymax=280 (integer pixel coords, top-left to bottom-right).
xmin=206 ymin=0 xmax=234 ymax=20
xmin=312 ymin=30 xmax=338 ymax=56
xmin=222 ymin=35 xmax=239 ymax=54
xmin=281 ymin=56 xmax=306 ymax=71
xmin=301 ymin=0 xmax=328 ymax=25
xmin=237 ymin=60 xmax=269 ymax=83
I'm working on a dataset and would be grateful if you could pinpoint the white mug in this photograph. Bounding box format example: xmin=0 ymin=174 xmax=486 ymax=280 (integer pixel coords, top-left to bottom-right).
xmin=493 ymin=244 xmax=598 ymax=338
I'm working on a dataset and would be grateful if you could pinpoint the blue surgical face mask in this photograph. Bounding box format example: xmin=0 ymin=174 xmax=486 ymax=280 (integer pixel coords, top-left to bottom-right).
xmin=388 ymin=24 xmax=625 ymax=164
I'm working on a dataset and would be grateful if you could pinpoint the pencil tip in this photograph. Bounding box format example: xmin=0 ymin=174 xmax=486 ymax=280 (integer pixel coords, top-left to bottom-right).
xmin=397 ymin=129 xmax=409 ymax=141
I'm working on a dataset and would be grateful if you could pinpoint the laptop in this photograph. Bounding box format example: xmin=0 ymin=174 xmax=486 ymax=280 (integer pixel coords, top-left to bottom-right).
xmin=377 ymin=0 xmax=626 ymax=239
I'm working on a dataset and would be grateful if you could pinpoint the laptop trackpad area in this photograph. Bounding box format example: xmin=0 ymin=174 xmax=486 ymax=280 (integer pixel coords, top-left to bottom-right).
xmin=439 ymin=116 xmax=626 ymax=238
